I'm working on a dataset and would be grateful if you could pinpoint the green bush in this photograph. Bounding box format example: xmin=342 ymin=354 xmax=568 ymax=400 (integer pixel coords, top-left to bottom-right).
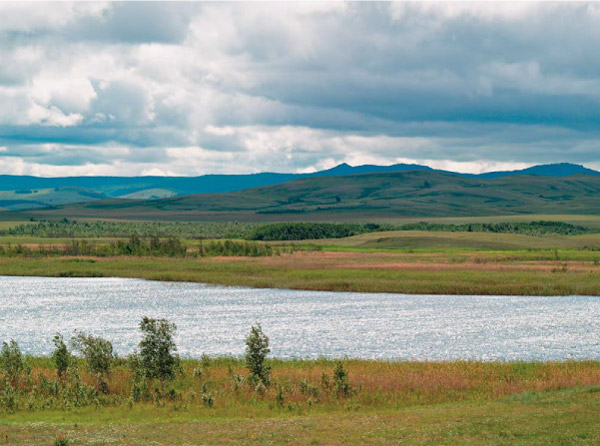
xmin=52 ymin=334 xmax=71 ymax=381
xmin=138 ymin=317 xmax=180 ymax=395
xmin=1 ymin=339 xmax=28 ymax=387
xmin=245 ymin=324 xmax=271 ymax=386
xmin=333 ymin=362 xmax=350 ymax=397
xmin=71 ymin=332 xmax=115 ymax=392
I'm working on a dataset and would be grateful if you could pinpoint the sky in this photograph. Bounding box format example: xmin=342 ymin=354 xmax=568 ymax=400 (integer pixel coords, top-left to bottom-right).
xmin=1 ymin=1 xmax=600 ymax=177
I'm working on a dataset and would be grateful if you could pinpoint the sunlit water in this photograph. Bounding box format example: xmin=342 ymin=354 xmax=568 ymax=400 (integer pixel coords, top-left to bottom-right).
xmin=0 ymin=276 xmax=599 ymax=360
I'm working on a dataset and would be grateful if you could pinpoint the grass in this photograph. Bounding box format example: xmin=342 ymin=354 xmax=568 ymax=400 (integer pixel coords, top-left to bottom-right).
xmin=3 ymin=388 xmax=600 ymax=445
xmin=316 ymin=230 xmax=600 ymax=251
xmin=2 ymin=360 xmax=600 ymax=445
xmin=0 ymin=251 xmax=599 ymax=295
xmin=1 ymin=225 xmax=600 ymax=294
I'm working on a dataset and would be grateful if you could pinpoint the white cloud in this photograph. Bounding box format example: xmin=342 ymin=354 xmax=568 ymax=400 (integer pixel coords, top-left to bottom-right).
xmin=26 ymin=104 xmax=83 ymax=127
xmin=31 ymin=75 xmax=97 ymax=113
xmin=0 ymin=2 xmax=600 ymax=176
xmin=0 ymin=2 xmax=110 ymax=32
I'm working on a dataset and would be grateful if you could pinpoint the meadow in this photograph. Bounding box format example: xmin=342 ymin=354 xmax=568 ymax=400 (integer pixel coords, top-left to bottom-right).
xmin=0 ymin=218 xmax=599 ymax=294
xmin=3 ymin=356 xmax=600 ymax=445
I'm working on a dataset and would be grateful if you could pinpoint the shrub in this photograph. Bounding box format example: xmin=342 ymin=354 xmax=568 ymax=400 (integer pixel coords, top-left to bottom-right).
xmin=70 ymin=331 xmax=115 ymax=392
xmin=202 ymin=392 xmax=214 ymax=407
xmin=333 ymin=362 xmax=350 ymax=397
xmin=54 ymin=434 xmax=69 ymax=446
xmin=52 ymin=334 xmax=71 ymax=381
xmin=1 ymin=383 xmax=16 ymax=411
xmin=0 ymin=339 xmax=28 ymax=387
xmin=138 ymin=317 xmax=180 ymax=394
xmin=245 ymin=324 xmax=271 ymax=386
xmin=276 ymin=385 xmax=285 ymax=408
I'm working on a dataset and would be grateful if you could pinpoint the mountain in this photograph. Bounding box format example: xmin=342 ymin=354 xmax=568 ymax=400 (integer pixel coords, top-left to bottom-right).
xmin=0 ymin=162 xmax=597 ymax=210
xmin=19 ymin=169 xmax=600 ymax=221
xmin=478 ymin=163 xmax=600 ymax=179
xmin=312 ymin=162 xmax=434 ymax=176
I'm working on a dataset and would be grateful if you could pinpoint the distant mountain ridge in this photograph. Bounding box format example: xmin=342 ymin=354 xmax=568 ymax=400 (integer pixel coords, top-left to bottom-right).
xmin=476 ymin=163 xmax=600 ymax=179
xmin=18 ymin=168 xmax=600 ymax=221
xmin=0 ymin=162 xmax=597 ymax=210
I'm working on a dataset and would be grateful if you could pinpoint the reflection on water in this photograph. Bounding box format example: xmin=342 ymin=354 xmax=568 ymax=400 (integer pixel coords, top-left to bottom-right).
xmin=0 ymin=276 xmax=598 ymax=360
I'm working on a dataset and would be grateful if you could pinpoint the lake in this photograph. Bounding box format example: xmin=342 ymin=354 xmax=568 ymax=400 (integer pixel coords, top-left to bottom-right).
xmin=0 ymin=276 xmax=598 ymax=360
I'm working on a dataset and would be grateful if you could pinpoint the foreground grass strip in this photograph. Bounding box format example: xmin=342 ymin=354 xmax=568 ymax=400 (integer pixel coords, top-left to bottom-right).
xmin=2 ymin=386 xmax=600 ymax=445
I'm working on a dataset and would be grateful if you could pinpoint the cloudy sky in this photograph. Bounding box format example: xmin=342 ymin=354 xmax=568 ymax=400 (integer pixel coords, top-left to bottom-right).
xmin=1 ymin=1 xmax=600 ymax=176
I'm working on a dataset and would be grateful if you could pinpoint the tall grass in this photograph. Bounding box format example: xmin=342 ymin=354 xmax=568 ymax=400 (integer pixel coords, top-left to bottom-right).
xmin=4 ymin=358 xmax=600 ymax=416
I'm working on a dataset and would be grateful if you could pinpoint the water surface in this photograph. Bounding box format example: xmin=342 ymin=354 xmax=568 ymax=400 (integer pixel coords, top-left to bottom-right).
xmin=0 ymin=276 xmax=598 ymax=360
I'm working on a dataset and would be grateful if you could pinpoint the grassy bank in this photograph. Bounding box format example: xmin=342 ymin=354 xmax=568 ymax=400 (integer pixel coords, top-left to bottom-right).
xmin=0 ymin=250 xmax=599 ymax=295
xmin=3 ymin=387 xmax=600 ymax=445
xmin=2 ymin=359 xmax=600 ymax=445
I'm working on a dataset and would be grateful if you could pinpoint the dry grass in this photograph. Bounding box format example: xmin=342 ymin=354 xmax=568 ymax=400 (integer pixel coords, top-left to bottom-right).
xmin=1 ymin=249 xmax=600 ymax=295
xmin=12 ymin=359 xmax=600 ymax=413
xmin=3 ymin=360 xmax=600 ymax=445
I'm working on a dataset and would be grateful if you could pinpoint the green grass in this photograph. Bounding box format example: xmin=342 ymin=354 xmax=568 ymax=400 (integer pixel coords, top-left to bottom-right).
xmin=316 ymin=230 xmax=600 ymax=251
xmin=1 ymin=222 xmax=600 ymax=295
xmin=0 ymin=221 xmax=30 ymax=230
xmin=1 ymin=386 xmax=600 ymax=445
xmin=0 ymin=254 xmax=599 ymax=295
xmin=379 ymin=214 xmax=600 ymax=230
xmin=0 ymin=187 xmax=109 ymax=210
xmin=3 ymin=359 xmax=600 ymax=444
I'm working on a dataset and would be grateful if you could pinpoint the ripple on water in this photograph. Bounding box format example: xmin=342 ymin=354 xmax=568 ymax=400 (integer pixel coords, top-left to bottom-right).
xmin=0 ymin=276 xmax=599 ymax=360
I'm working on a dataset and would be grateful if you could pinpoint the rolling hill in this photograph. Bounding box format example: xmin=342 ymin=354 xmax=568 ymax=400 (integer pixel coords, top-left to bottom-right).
xmin=0 ymin=162 xmax=596 ymax=210
xmin=477 ymin=163 xmax=600 ymax=179
xmin=16 ymin=170 xmax=600 ymax=221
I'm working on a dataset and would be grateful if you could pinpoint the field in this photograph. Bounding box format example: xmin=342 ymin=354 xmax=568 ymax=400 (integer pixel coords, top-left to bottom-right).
xmin=0 ymin=224 xmax=600 ymax=294
xmin=3 ymin=388 xmax=600 ymax=445
xmin=2 ymin=359 xmax=600 ymax=445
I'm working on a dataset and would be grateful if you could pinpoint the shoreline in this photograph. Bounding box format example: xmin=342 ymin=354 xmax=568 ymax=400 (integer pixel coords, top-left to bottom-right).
xmin=0 ymin=253 xmax=599 ymax=296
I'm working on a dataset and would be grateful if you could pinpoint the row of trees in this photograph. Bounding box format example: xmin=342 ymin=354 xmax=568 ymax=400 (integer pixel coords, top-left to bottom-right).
xmin=1 ymin=218 xmax=594 ymax=244
xmin=249 ymin=222 xmax=384 ymax=241
xmin=2 ymin=219 xmax=257 ymax=239
xmin=396 ymin=220 xmax=591 ymax=236
xmin=0 ymin=236 xmax=187 ymax=258
xmin=248 ymin=220 xmax=593 ymax=241
xmin=0 ymin=237 xmax=292 ymax=258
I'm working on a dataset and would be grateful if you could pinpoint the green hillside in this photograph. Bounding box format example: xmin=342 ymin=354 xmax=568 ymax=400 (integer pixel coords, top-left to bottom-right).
xmin=120 ymin=188 xmax=178 ymax=199
xmin=0 ymin=187 xmax=110 ymax=210
xmin=0 ymin=163 xmax=597 ymax=210
xmin=14 ymin=170 xmax=600 ymax=221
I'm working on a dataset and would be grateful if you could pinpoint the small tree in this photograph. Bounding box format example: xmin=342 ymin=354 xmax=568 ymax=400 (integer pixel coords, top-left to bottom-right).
xmin=52 ymin=333 xmax=71 ymax=381
xmin=333 ymin=362 xmax=350 ymax=397
xmin=70 ymin=331 xmax=114 ymax=392
xmin=245 ymin=324 xmax=271 ymax=386
xmin=0 ymin=339 xmax=27 ymax=387
xmin=138 ymin=317 xmax=179 ymax=394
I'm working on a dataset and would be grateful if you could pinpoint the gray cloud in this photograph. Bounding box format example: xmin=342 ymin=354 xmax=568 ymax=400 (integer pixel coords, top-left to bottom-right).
xmin=1 ymin=1 xmax=600 ymax=176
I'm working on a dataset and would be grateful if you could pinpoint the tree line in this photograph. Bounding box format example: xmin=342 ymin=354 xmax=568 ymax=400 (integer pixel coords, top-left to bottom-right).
xmin=1 ymin=219 xmax=257 ymax=239
xmin=0 ymin=236 xmax=294 ymax=258
xmin=2 ymin=219 xmax=591 ymax=243
xmin=248 ymin=220 xmax=593 ymax=240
